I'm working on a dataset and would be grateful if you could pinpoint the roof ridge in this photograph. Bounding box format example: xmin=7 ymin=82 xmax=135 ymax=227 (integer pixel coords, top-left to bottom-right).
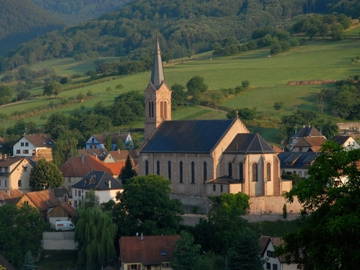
xmin=245 ymin=133 xmax=257 ymax=153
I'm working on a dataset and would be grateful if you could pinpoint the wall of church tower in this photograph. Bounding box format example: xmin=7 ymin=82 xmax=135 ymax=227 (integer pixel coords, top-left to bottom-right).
xmin=144 ymin=83 xmax=172 ymax=141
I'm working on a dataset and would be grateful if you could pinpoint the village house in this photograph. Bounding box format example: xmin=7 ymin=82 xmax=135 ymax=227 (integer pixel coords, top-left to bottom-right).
xmin=278 ymin=152 xmax=319 ymax=179
xmin=85 ymin=132 xmax=134 ymax=151
xmin=61 ymin=154 xmax=126 ymax=188
xmin=13 ymin=134 xmax=54 ymax=161
xmin=288 ymin=126 xmax=326 ymax=152
xmin=0 ymin=156 xmax=33 ymax=192
xmin=260 ymin=236 xmax=301 ymax=270
xmin=72 ymin=170 xmax=123 ymax=207
xmin=119 ymin=235 xmax=179 ymax=270
xmin=47 ymin=203 xmax=76 ymax=228
xmin=139 ymin=40 xmax=297 ymax=213
xmin=332 ymin=135 xmax=360 ymax=150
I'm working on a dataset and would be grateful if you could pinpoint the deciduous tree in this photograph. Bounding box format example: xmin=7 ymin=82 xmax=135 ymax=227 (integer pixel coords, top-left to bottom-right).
xmin=29 ymin=159 xmax=64 ymax=190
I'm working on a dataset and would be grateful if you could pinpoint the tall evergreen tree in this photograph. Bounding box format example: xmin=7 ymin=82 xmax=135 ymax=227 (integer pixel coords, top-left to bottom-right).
xmin=119 ymin=155 xmax=137 ymax=184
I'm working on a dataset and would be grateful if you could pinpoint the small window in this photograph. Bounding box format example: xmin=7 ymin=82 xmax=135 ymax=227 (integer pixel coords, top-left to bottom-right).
xmin=179 ymin=161 xmax=183 ymax=183
xmin=252 ymin=163 xmax=258 ymax=182
xmin=266 ymin=263 xmax=271 ymax=270
xmin=191 ymin=162 xmax=195 ymax=184
xmin=18 ymin=180 xmax=22 ymax=187
xmin=220 ymin=184 xmax=223 ymax=192
xmin=228 ymin=163 xmax=232 ymax=178
xmin=267 ymin=163 xmax=272 ymax=181
xmin=168 ymin=161 xmax=172 ymax=180
xmin=272 ymin=264 xmax=278 ymax=270
xmin=239 ymin=162 xmax=244 ymax=182
xmin=213 ymin=184 xmax=216 ymax=192
xmin=23 ymin=150 xmax=29 ymax=154
xmin=145 ymin=160 xmax=149 ymax=175
xmin=16 ymin=150 xmax=20 ymax=154
xmin=156 ymin=161 xmax=160 ymax=175
xmin=267 ymin=250 xmax=274 ymax=257
xmin=203 ymin=162 xmax=207 ymax=183
xmin=21 ymin=142 xmax=24 ymax=146
xmin=25 ymin=142 xmax=29 ymax=146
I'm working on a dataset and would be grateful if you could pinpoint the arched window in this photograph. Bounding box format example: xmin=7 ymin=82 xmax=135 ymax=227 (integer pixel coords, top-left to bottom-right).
xmin=220 ymin=184 xmax=223 ymax=193
xmin=203 ymin=162 xmax=207 ymax=183
xmin=168 ymin=161 xmax=172 ymax=180
xmin=145 ymin=160 xmax=149 ymax=175
xmin=267 ymin=163 xmax=272 ymax=181
xmin=148 ymin=102 xmax=152 ymax=117
xmin=191 ymin=162 xmax=195 ymax=184
xmin=252 ymin=163 xmax=258 ymax=182
xmin=228 ymin=163 xmax=233 ymax=178
xmin=156 ymin=161 xmax=160 ymax=175
xmin=179 ymin=161 xmax=183 ymax=183
xmin=164 ymin=101 xmax=168 ymax=119
xmin=160 ymin=101 xmax=164 ymax=119
xmin=239 ymin=162 xmax=243 ymax=182
xmin=213 ymin=184 xmax=216 ymax=192
xmin=151 ymin=102 xmax=154 ymax=117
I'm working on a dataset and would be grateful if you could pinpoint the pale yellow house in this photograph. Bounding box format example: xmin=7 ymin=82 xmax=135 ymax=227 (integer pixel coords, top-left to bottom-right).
xmin=139 ymin=40 xmax=292 ymax=212
xmin=0 ymin=156 xmax=32 ymax=192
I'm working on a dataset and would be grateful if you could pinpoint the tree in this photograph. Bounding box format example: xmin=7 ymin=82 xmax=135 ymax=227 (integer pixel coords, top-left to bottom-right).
xmin=43 ymin=81 xmax=61 ymax=96
xmin=241 ymin=80 xmax=250 ymax=89
xmin=75 ymin=197 xmax=116 ymax=270
xmin=113 ymin=175 xmax=183 ymax=236
xmin=172 ymin=232 xmax=201 ymax=270
xmin=282 ymin=142 xmax=360 ymax=269
xmin=273 ymin=102 xmax=283 ymax=110
xmin=119 ymin=155 xmax=137 ymax=184
xmin=0 ymin=85 xmax=13 ymax=105
xmin=186 ymin=76 xmax=208 ymax=97
xmin=0 ymin=204 xmax=45 ymax=267
xmin=22 ymin=250 xmax=36 ymax=270
xmin=53 ymin=130 xmax=79 ymax=167
xmin=171 ymin=83 xmax=187 ymax=108
xmin=29 ymin=159 xmax=64 ymax=190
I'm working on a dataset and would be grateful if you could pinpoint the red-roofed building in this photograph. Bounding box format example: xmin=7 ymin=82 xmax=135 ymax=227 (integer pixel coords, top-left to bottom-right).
xmin=61 ymin=155 xmax=125 ymax=187
xmin=119 ymin=235 xmax=180 ymax=270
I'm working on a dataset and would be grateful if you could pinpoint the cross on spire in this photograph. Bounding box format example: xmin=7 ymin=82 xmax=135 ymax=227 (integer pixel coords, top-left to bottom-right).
xmin=150 ymin=37 xmax=165 ymax=89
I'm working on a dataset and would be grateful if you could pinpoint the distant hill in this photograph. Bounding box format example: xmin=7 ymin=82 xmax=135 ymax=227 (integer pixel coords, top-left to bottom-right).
xmin=0 ymin=0 xmax=62 ymax=55
xmin=32 ymin=0 xmax=132 ymax=24
xmin=1 ymin=0 xmax=357 ymax=71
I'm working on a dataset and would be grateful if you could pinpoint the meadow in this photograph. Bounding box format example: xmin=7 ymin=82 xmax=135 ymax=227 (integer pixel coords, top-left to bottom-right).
xmin=1 ymin=39 xmax=359 ymax=143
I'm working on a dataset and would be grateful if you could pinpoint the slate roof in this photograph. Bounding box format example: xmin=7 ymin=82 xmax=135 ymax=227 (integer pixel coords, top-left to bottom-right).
xmin=73 ymin=171 xmax=123 ymax=190
xmin=224 ymin=133 xmax=274 ymax=154
xmin=294 ymin=126 xmax=323 ymax=137
xmin=120 ymin=235 xmax=180 ymax=265
xmin=332 ymin=135 xmax=351 ymax=145
xmin=141 ymin=120 xmax=234 ymax=153
xmin=278 ymin=152 xmax=319 ymax=169
xmin=24 ymin=133 xmax=54 ymax=147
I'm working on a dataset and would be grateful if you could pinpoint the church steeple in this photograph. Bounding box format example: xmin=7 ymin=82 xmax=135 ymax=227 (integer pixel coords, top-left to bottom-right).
xmin=144 ymin=38 xmax=172 ymax=142
xmin=150 ymin=38 xmax=165 ymax=89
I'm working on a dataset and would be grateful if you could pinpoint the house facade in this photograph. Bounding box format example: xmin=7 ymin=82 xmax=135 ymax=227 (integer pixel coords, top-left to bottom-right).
xmin=13 ymin=134 xmax=54 ymax=161
xmin=288 ymin=127 xmax=326 ymax=152
xmin=332 ymin=135 xmax=360 ymax=150
xmin=0 ymin=157 xmax=32 ymax=192
xmin=139 ymin=40 xmax=292 ymax=212
xmin=278 ymin=152 xmax=319 ymax=179
xmin=260 ymin=236 xmax=301 ymax=270
xmin=119 ymin=235 xmax=179 ymax=270
xmin=72 ymin=170 xmax=123 ymax=207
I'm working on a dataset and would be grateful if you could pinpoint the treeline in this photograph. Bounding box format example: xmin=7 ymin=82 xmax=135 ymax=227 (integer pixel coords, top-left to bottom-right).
xmin=319 ymin=76 xmax=360 ymax=120
xmin=0 ymin=0 xmax=62 ymax=54
xmin=0 ymin=0 xmax=312 ymax=71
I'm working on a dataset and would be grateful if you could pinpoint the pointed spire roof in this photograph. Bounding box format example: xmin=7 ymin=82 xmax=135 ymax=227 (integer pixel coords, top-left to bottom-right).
xmin=150 ymin=38 xmax=165 ymax=89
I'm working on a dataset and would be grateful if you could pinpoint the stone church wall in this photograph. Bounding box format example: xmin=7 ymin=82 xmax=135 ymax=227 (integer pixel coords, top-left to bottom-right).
xmin=248 ymin=196 xmax=302 ymax=214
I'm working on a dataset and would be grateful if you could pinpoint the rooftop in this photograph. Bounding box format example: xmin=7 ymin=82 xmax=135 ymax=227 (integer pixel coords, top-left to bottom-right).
xmin=278 ymin=152 xmax=320 ymax=169
xmin=120 ymin=235 xmax=180 ymax=265
xmin=225 ymin=133 xmax=274 ymax=154
xmin=141 ymin=119 xmax=234 ymax=153
xmin=294 ymin=126 xmax=324 ymax=138
xmin=73 ymin=171 xmax=123 ymax=190
xmin=23 ymin=133 xmax=54 ymax=148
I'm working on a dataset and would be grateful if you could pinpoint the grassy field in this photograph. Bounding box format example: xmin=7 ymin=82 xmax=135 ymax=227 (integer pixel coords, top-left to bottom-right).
xmin=1 ymin=39 xmax=359 ymax=143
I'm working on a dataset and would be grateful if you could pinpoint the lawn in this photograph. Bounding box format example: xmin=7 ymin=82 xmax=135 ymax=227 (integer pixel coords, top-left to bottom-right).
xmin=0 ymin=39 xmax=359 ymax=143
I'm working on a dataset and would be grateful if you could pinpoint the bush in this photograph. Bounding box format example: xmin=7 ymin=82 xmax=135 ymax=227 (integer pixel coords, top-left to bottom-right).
xmin=241 ymin=80 xmax=250 ymax=89
xmin=273 ymin=102 xmax=284 ymax=110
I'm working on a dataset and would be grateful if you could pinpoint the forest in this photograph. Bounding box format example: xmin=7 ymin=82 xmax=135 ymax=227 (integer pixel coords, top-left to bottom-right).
xmin=1 ymin=0 xmax=359 ymax=71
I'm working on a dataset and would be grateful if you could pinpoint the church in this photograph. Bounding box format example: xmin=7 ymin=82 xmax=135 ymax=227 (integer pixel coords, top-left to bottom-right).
xmin=139 ymin=40 xmax=291 ymax=210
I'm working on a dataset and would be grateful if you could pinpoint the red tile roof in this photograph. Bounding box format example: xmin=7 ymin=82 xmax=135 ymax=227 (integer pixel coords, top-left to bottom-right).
xmin=0 ymin=156 xmax=24 ymax=167
xmin=22 ymin=190 xmax=59 ymax=211
xmin=120 ymin=235 xmax=180 ymax=265
xmin=0 ymin=190 xmax=23 ymax=202
xmin=61 ymin=155 xmax=125 ymax=177
xmin=24 ymin=133 xmax=54 ymax=148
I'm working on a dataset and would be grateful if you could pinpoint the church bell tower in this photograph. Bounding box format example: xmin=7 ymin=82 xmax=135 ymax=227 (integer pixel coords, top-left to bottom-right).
xmin=144 ymin=39 xmax=172 ymax=141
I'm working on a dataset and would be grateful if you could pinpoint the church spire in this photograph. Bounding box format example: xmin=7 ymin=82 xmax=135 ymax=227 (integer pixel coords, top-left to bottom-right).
xmin=150 ymin=38 xmax=165 ymax=89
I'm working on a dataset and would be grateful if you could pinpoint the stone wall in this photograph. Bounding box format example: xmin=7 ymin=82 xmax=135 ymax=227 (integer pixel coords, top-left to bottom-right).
xmin=249 ymin=196 xmax=302 ymax=214
xmin=42 ymin=232 xmax=77 ymax=250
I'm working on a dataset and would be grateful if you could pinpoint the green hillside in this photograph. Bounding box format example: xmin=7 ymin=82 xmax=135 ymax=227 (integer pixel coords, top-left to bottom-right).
xmin=0 ymin=0 xmax=62 ymax=54
xmin=1 ymin=39 xmax=358 ymax=143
